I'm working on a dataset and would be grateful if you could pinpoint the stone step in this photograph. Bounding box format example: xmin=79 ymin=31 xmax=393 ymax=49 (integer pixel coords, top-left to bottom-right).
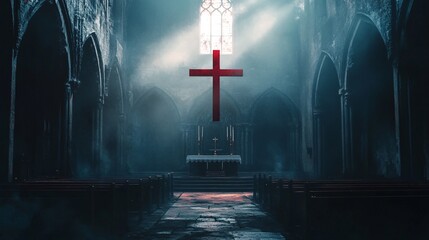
xmin=174 ymin=179 xmax=253 ymax=183
xmin=206 ymin=171 xmax=226 ymax=177
xmin=173 ymin=176 xmax=254 ymax=192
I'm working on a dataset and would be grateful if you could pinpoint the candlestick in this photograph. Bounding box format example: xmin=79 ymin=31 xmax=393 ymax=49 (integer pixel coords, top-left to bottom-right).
xmin=229 ymin=125 xmax=232 ymax=140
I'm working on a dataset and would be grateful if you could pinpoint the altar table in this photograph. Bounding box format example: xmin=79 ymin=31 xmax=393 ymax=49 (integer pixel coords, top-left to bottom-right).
xmin=186 ymin=155 xmax=241 ymax=176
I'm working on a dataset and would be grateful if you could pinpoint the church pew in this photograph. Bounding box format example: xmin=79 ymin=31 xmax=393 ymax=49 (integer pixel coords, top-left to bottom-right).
xmin=22 ymin=173 xmax=174 ymax=212
xmin=304 ymin=184 xmax=429 ymax=239
xmin=0 ymin=174 xmax=173 ymax=236
xmin=253 ymin=175 xmax=429 ymax=240
xmin=1 ymin=181 xmax=125 ymax=235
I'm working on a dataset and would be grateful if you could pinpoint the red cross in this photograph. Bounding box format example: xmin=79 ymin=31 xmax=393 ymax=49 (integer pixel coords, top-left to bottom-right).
xmin=189 ymin=50 xmax=243 ymax=121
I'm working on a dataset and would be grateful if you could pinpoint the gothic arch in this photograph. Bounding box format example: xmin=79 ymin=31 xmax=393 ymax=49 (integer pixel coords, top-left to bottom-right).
xmin=188 ymin=89 xmax=241 ymax=123
xmin=313 ymin=53 xmax=342 ymax=178
xmin=398 ymin=0 xmax=429 ymax=179
xmin=187 ymin=89 xmax=241 ymax=156
xmin=250 ymin=88 xmax=300 ymax=173
xmin=0 ymin=0 xmax=13 ymax=181
xmin=79 ymin=33 xmax=104 ymax=98
xmin=132 ymin=87 xmax=181 ymax=121
xmin=129 ymin=87 xmax=183 ymax=172
xmin=57 ymin=0 xmax=74 ymax=72
xmin=13 ymin=1 xmax=70 ymax=180
xmin=72 ymin=33 xmax=104 ymax=177
xmin=102 ymin=59 xmax=125 ymax=175
xmin=251 ymin=88 xmax=300 ymax=126
xmin=16 ymin=0 xmax=73 ymax=78
xmin=342 ymin=14 xmax=397 ymax=178
xmin=106 ymin=59 xmax=125 ymax=113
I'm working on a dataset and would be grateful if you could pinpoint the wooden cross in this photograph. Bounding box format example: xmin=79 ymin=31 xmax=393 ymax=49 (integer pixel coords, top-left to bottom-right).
xmin=189 ymin=50 xmax=243 ymax=121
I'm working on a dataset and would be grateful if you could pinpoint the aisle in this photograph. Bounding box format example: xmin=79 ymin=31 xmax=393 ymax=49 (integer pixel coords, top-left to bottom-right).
xmin=128 ymin=192 xmax=286 ymax=239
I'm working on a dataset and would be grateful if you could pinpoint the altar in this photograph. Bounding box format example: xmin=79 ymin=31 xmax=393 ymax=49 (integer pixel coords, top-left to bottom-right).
xmin=186 ymin=155 xmax=241 ymax=176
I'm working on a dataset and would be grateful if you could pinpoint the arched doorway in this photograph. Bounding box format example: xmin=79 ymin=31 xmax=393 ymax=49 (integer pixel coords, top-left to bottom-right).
xmin=400 ymin=1 xmax=429 ymax=179
xmin=313 ymin=54 xmax=342 ymax=178
xmin=129 ymin=88 xmax=182 ymax=172
xmin=14 ymin=3 xmax=69 ymax=180
xmin=344 ymin=16 xmax=397 ymax=178
xmin=0 ymin=0 xmax=13 ymax=181
xmin=251 ymin=89 xmax=300 ymax=173
xmin=73 ymin=34 xmax=103 ymax=177
xmin=103 ymin=63 xmax=124 ymax=175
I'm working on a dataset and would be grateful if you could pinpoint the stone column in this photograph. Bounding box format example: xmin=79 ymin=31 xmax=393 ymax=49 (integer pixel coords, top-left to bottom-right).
xmin=117 ymin=113 xmax=126 ymax=174
xmin=240 ymin=123 xmax=252 ymax=166
xmin=339 ymin=88 xmax=353 ymax=176
xmin=291 ymin=123 xmax=300 ymax=171
xmin=95 ymin=97 xmax=104 ymax=176
xmin=249 ymin=124 xmax=254 ymax=166
xmin=63 ymin=81 xmax=73 ymax=177
xmin=181 ymin=123 xmax=193 ymax=158
xmin=312 ymin=108 xmax=322 ymax=177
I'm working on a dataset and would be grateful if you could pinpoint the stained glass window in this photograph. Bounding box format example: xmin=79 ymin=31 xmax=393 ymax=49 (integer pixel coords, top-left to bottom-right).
xmin=200 ymin=0 xmax=233 ymax=54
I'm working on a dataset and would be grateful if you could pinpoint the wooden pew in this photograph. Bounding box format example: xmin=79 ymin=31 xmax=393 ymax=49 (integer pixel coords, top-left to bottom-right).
xmin=0 ymin=173 xmax=174 ymax=237
xmin=254 ymin=174 xmax=429 ymax=240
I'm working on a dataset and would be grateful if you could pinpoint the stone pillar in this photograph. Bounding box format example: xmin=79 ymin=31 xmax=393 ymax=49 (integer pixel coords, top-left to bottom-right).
xmin=95 ymin=97 xmax=104 ymax=176
xmin=68 ymin=78 xmax=80 ymax=177
xmin=249 ymin=124 xmax=254 ymax=165
xmin=118 ymin=112 xmax=126 ymax=174
xmin=181 ymin=123 xmax=193 ymax=158
xmin=291 ymin=123 xmax=300 ymax=171
xmin=312 ymin=108 xmax=322 ymax=177
xmin=7 ymin=55 xmax=17 ymax=182
xmin=63 ymin=81 xmax=73 ymax=177
xmin=339 ymin=88 xmax=353 ymax=176
xmin=240 ymin=123 xmax=253 ymax=166
xmin=238 ymin=123 xmax=244 ymax=163
xmin=394 ymin=59 xmax=410 ymax=177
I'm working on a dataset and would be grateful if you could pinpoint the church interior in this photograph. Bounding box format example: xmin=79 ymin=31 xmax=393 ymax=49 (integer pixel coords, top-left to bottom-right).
xmin=1 ymin=0 xmax=429 ymax=239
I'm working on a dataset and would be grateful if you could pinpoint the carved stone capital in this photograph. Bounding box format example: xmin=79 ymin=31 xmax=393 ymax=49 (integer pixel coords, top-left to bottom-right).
xmin=68 ymin=78 xmax=80 ymax=92
xmin=338 ymin=88 xmax=350 ymax=96
xmin=313 ymin=108 xmax=323 ymax=116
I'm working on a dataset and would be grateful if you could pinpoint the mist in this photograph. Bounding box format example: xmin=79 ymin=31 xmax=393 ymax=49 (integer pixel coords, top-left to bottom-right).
xmin=127 ymin=0 xmax=301 ymax=105
xmin=125 ymin=0 xmax=303 ymax=172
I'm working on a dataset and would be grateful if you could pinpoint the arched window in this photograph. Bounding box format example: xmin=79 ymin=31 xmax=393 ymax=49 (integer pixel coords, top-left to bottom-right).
xmin=200 ymin=0 xmax=233 ymax=54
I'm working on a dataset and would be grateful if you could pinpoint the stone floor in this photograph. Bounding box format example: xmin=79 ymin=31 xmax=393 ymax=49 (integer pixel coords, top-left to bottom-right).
xmin=127 ymin=192 xmax=286 ymax=240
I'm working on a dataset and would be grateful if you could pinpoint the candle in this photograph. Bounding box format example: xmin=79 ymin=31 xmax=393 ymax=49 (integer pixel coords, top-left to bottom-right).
xmin=198 ymin=125 xmax=200 ymax=141
xmin=229 ymin=125 xmax=232 ymax=139
xmin=226 ymin=126 xmax=229 ymax=139
xmin=232 ymin=126 xmax=234 ymax=142
xmin=202 ymin=126 xmax=204 ymax=139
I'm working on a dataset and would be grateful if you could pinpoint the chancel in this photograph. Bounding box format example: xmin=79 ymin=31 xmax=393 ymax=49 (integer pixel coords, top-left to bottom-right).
xmin=187 ymin=126 xmax=241 ymax=176
xmin=1 ymin=0 xmax=429 ymax=239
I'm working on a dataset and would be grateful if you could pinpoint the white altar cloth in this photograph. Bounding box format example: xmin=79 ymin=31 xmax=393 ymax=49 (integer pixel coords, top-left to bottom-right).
xmin=186 ymin=155 xmax=241 ymax=164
